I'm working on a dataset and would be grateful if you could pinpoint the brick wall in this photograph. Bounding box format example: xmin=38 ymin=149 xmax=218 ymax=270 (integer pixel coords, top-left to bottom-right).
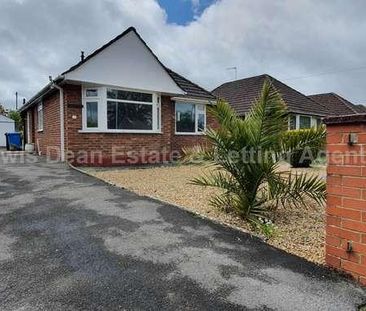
xmin=30 ymin=91 xmax=61 ymax=160
xmin=25 ymin=83 xmax=217 ymax=166
xmin=172 ymin=112 xmax=218 ymax=152
xmin=63 ymin=84 xmax=217 ymax=166
xmin=324 ymin=115 xmax=366 ymax=286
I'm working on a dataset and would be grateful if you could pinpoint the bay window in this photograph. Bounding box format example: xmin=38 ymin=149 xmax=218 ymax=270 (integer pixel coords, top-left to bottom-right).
xmin=81 ymin=86 xmax=161 ymax=133
xmin=175 ymin=102 xmax=206 ymax=134
xmin=107 ymin=89 xmax=153 ymax=130
xmin=288 ymin=114 xmax=322 ymax=130
xmin=107 ymin=101 xmax=152 ymax=130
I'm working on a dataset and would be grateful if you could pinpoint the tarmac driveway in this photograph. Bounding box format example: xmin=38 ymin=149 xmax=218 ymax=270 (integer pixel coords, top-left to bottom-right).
xmin=0 ymin=154 xmax=365 ymax=310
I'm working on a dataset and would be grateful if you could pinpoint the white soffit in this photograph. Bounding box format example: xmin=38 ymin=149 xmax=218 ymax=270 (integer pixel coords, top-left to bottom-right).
xmin=65 ymin=31 xmax=185 ymax=95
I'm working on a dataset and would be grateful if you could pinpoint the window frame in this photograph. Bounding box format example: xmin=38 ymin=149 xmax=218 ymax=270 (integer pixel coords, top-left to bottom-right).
xmin=83 ymin=88 xmax=100 ymax=130
xmin=288 ymin=114 xmax=297 ymax=130
xmin=106 ymin=87 xmax=154 ymax=131
xmin=106 ymin=100 xmax=153 ymax=131
xmin=175 ymin=102 xmax=207 ymax=135
xmin=81 ymin=86 xmax=161 ymax=133
xmin=288 ymin=114 xmax=323 ymax=130
xmin=299 ymin=115 xmax=312 ymax=129
xmin=86 ymin=101 xmax=99 ymax=128
xmin=37 ymin=102 xmax=43 ymax=132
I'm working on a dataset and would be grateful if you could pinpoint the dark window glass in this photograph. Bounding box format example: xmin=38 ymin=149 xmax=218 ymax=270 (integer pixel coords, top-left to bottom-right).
xmin=289 ymin=115 xmax=297 ymax=130
xmin=107 ymin=101 xmax=152 ymax=130
xmin=198 ymin=113 xmax=205 ymax=132
xmin=107 ymin=101 xmax=117 ymax=129
xmin=197 ymin=104 xmax=205 ymax=132
xmin=86 ymin=89 xmax=98 ymax=97
xmin=107 ymin=89 xmax=152 ymax=102
xmin=86 ymin=101 xmax=98 ymax=128
xmin=299 ymin=116 xmax=311 ymax=129
xmin=176 ymin=103 xmax=195 ymax=133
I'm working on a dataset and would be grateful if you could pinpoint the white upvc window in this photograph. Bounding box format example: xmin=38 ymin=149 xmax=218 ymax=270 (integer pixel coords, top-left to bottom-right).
xmin=299 ymin=115 xmax=311 ymax=129
xmin=175 ymin=102 xmax=206 ymax=135
xmin=37 ymin=102 xmax=43 ymax=131
xmin=84 ymin=88 xmax=99 ymax=129
xmin=81 ymin=86 xmax=161 ymax=133
xmin=289 ymin=114 xmax=297 ymax=130
xmin=288 ymin=114 xmax=322 ymax=130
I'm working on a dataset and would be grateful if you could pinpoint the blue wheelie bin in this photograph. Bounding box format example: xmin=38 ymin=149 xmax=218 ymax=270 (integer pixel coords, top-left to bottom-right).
xmin=5 ymin=133 xmax=22 ymax=151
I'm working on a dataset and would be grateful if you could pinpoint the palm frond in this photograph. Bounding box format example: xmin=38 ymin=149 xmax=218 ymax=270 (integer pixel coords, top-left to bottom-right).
xmin=244 ymin=79 xmax=288 ymax=150
xmin=181 ymin=145 xmax=214 ymax=164
xmin=281 ymin=127 xmax=326 ymax=154
xmin=267 ymin=171 xmax=326 ymax=209
xmin=190 ymin=170 xmax=238 ymax=192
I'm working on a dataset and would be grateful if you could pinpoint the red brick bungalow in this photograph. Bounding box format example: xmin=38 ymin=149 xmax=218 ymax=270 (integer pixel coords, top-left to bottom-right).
xmin=19 ymin=27 xmax=216 ymax=166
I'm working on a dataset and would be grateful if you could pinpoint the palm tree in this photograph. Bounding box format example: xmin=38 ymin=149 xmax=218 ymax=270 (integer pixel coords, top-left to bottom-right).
xmin=183 ymin=80 xmax=326 ymax=224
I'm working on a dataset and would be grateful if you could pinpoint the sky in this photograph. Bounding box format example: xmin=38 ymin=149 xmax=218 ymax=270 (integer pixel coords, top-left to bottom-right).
xmin=1 ymin=0 xmax=366 ymax=110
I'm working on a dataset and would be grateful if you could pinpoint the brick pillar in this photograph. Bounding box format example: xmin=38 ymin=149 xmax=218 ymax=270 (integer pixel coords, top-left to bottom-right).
xmin=324 ymin=114 xmax=366 ymax=286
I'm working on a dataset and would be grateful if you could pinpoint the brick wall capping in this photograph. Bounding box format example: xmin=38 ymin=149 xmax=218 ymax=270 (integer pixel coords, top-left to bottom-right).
xmin=324 ymin=113 xmax=366 ymax=125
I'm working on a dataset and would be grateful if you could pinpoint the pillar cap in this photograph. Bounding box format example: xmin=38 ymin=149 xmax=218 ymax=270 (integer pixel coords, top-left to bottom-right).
xmin=323 ymin=113 xmax=366 ymax=125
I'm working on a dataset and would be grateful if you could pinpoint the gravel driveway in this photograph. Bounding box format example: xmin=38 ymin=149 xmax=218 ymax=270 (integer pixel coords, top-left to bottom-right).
xmin=0 ymin=154 xmax=365 ymax=310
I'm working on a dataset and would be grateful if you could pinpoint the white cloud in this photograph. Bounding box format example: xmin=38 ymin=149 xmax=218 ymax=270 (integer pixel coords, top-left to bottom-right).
xmin=1 ymin=0 xmax=366 ymax=109
xmin=191 ymin=0 xmax=201 ymax=16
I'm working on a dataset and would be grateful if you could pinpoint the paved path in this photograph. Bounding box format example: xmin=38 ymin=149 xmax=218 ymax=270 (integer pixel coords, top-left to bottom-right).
xmin=0 ymin=154 xmax=365 ymax=310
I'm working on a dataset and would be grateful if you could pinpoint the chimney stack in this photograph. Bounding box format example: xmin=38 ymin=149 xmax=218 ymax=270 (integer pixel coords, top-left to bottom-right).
xmin=23 ymin=98 xmax=26 ymax=105
xmin=81 ymin=51 xmax=85 ymax=62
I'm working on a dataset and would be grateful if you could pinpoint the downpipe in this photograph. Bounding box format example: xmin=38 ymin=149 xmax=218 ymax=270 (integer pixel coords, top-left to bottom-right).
xmin=50 ymin=80 xmax=65 ymax=162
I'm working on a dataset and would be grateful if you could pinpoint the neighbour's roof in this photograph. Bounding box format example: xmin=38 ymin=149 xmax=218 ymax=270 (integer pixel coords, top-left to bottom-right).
xmin=20 ymin=27 xmax=213 ymax=113
xmin=0 ymin=114 xmax=14 ymax=123
xmin=308 ymin=93 xmax=362 ymax=116
xmin=354 ymin=104 xmax=366 ymax=113
xmin=212 ymin=74 xmax=329 ymax=117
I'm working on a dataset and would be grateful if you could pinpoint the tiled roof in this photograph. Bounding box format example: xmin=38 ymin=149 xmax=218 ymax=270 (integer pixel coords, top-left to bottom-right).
xmin=212 ymin=74 xmax=329 ymax=117
xmin=308 ymin=93 xmax=361 ymax=116
xmin=166 ymin=69 xmax=215 ymax=101
xmin=353 ymin=104 xmax=366 ymax=113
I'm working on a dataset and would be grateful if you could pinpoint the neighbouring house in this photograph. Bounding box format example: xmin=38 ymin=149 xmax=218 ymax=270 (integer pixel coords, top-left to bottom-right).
xmin=19 ymin=27 xmax=216 ymax=166
xmin=212 ymin=74 xmax=330 ymax=129
xmin=0 ymin=115 xmax=15 ymax=147
xmin=308 ymin=92 xmax=366 ymax=115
